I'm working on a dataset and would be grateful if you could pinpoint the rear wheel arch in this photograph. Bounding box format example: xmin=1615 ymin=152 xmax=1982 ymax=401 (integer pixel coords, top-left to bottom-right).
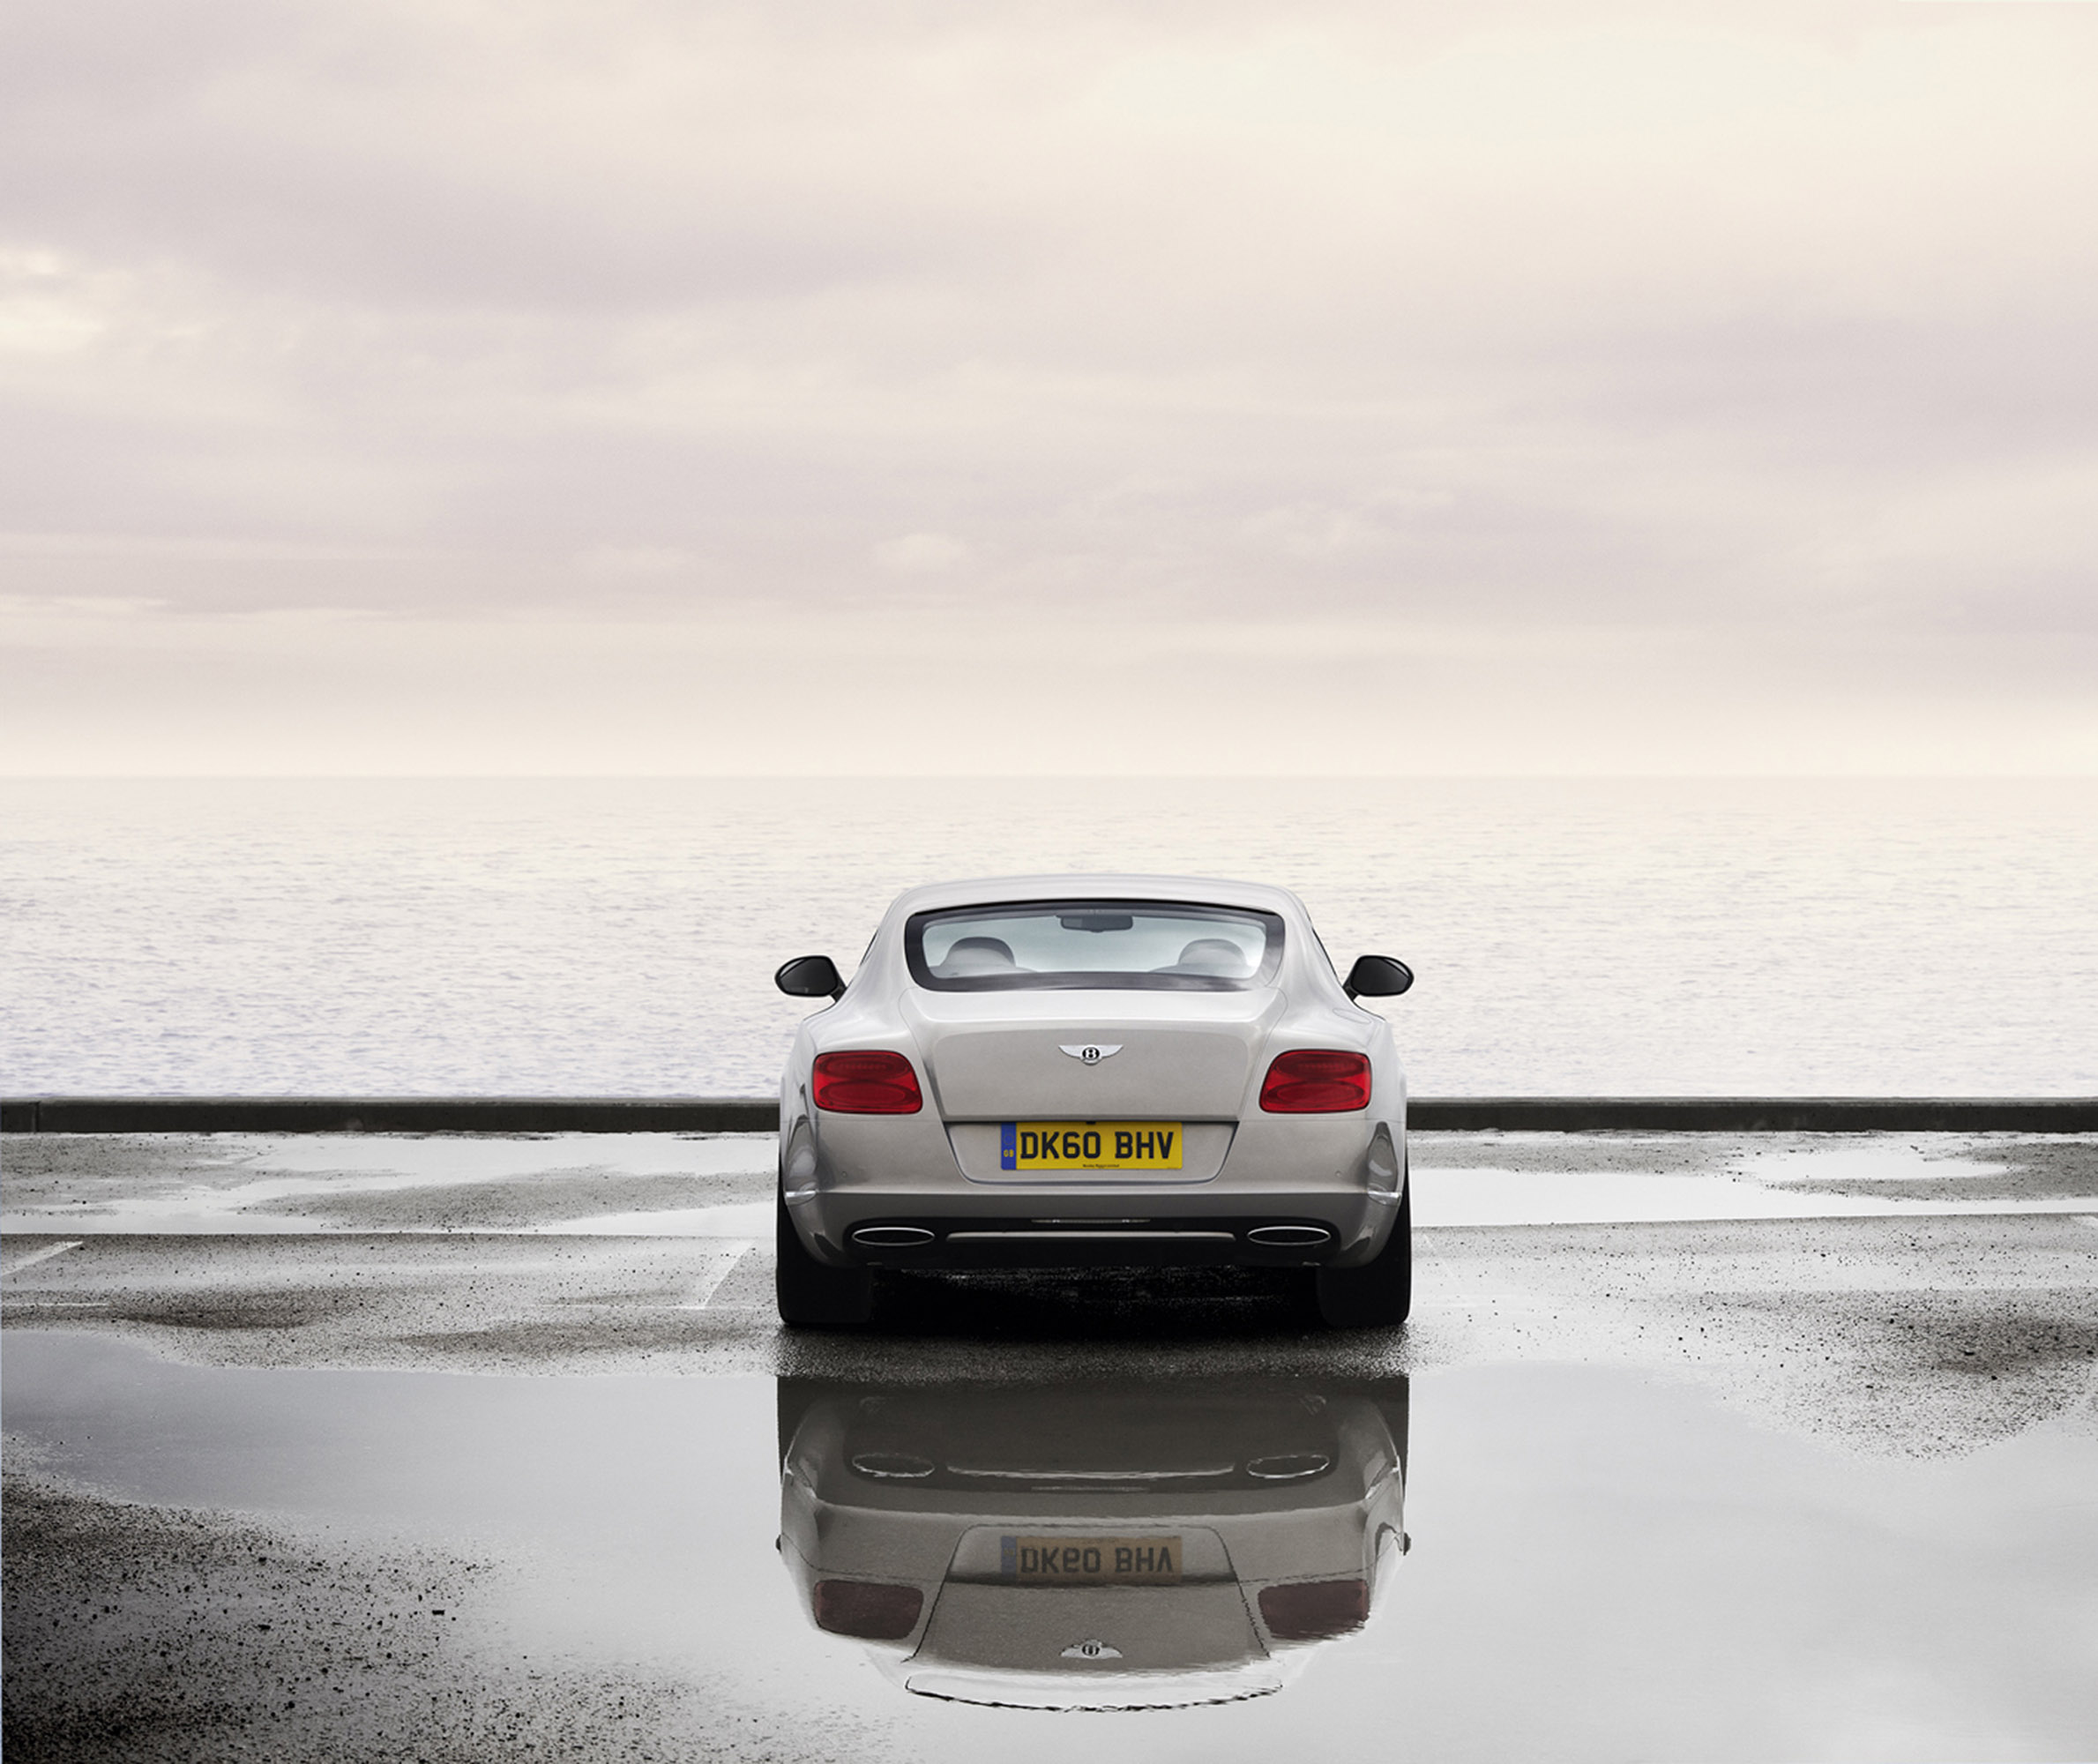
xmin=775 ymin=1187 xmax=873 ymax=1328
xmin=1314 ymin=1161 xmax=1411 ymax=1328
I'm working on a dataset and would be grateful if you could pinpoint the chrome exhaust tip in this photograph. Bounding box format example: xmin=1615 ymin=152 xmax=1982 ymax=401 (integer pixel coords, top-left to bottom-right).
xmin=849 ymin=1223 xmax=937 ymax=1248
xmin=1244 ymin=1223 xmax=1333 ymax=1248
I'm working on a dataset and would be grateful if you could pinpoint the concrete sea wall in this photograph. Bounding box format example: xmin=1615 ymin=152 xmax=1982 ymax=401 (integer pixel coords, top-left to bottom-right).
xmin=4 ymin=1096 xmax=2094 ymax=1133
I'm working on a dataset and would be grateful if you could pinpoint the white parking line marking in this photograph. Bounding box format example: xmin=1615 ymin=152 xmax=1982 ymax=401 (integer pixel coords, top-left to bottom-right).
xmin=4 ymin=1241 xmax=83 ymax=1276
xmin=678 ymin=1242 xmax=758 ymax=1310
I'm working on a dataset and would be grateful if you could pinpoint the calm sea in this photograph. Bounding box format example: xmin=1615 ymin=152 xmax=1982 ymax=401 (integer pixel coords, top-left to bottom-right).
xmin=3 ymin=777 xmax=2093 ymax=1099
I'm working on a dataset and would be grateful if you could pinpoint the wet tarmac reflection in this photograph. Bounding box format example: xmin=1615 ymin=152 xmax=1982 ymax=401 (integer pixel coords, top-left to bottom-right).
xmin=7 ymin=1325 xmax=2097 ymax=1757
xmin=776 ymin=1376 xmax=1408 ymax=1709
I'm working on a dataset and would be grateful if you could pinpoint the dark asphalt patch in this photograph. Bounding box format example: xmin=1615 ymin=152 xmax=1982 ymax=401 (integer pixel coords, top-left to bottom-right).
xmin=0 ymin=1135 xmax=263 ymax=1211
xmin=0 ymin=1468 xmax=882 ymax=1764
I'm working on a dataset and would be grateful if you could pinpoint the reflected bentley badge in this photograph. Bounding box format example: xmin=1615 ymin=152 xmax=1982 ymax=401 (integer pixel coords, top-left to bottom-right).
xmin=1059 ymin=1043 xmax=1122 ymax=1064
xmin=1061 ymin=1639 xmax=1124 ymax=1660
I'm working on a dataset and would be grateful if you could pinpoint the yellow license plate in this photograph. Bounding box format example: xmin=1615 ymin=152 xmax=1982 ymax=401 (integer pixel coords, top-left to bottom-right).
xmin=1003 ymin=1536 xmax=1183 ymax=1585
xmin=1000 ymin=1122 xmax=1183 ymax=1171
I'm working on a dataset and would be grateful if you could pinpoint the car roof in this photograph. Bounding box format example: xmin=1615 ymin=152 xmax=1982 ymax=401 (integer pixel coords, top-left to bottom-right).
xmin=883 ymin=875 xmax=1311 ymax=917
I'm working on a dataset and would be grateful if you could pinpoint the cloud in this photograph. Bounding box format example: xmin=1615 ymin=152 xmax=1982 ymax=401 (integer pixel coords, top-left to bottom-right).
xmin=873 ymin=531 xmax=969 ymax=573
xmin=1 ymin=0 xmax=2094 ymax=770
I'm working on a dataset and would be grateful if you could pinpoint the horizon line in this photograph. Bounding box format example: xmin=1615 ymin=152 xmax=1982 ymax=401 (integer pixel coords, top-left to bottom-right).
xmin=4 ymin=770 xmax=2096 ymax=784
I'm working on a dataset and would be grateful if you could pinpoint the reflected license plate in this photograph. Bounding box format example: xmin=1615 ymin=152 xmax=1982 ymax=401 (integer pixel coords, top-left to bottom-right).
xmin=1003 ymin=1536 xmax=1183 ymax=1585
xmin=1000 ymin=1122 xmax=1183 ymax=1171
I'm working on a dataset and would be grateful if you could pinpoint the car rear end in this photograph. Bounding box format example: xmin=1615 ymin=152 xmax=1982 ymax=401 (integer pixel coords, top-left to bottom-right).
xmin=779 ymin=879 xmax=1407 ymax=1279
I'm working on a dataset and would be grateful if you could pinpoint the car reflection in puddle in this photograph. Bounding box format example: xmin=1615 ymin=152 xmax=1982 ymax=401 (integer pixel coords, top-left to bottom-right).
xmin=776 ymin=1376 xmax=1409 ymax=1710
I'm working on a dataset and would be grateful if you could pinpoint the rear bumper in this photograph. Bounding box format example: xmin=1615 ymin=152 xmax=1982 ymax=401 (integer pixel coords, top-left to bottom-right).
xmin=782 ymin=1101 xmax=1406 ymax=1271
xmin=784 ymin=1178 xmax=1403 ymax=1270
xmin=824 ymin=1214 xmax=1367 ymax=1269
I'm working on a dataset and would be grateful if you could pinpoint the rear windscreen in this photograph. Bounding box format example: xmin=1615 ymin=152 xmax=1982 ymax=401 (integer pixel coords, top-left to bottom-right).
xmin=905 ymin=901 xmax=1284 ymax=992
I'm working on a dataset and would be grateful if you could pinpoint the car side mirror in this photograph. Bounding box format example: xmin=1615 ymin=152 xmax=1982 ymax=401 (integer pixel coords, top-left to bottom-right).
xmin=775 ymin=954 xmax=847 ymax=1002
xmin=1344 ymin=954 xmax=1414 ymax=1000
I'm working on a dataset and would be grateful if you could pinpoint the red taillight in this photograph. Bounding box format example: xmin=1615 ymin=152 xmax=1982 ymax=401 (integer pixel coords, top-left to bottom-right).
xmin=1258 ymin=1578 xmax=1369 ymax=1641
xmin=1259 ymin=1050 xmax=1371 ymax=1112
xmin=812 ymin=1050 xmax=923 ymax=1114
xmin=813 ymin=1580 xmax=923 ymax=1639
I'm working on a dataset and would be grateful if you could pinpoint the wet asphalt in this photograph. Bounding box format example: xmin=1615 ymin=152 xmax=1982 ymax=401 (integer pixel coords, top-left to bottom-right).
xmin=4 ymin=1131 xmax=2096 ymax=1762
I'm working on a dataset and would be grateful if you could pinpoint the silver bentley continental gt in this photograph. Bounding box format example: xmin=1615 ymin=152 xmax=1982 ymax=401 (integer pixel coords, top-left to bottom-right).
xmin=773 ymin=875 xmax=1415 ymax=1328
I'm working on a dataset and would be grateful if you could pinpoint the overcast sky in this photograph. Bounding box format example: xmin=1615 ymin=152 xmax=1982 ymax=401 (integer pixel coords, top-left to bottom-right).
xmin=3 ymin=0 xmax=2094 ymax=774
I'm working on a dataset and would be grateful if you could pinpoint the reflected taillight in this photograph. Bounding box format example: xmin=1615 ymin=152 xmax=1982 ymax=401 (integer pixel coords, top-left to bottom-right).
xmin=1258 ymin=1578 xmax=1369 ymax=1641
xmin=812 ymin=1050 xmax=923 ymax=1114
xmin=1259 ymin=1050 xmax=1371 ymax=1112
xmin=813 ymin=1579 xmax=924 ymax=1639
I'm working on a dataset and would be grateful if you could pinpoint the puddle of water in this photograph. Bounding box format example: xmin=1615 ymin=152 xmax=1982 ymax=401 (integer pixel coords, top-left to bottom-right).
xmin=1407 ymin=1165 xmax=2095 ymax=1226
xmin=1409 ymin=1137 xmax=2098 ymax=1224
xmin=248 ymin=1132 xmax=776 ymax=1179
xmin=0 ymin=1200 xmax=775 ymax=1237
xmin=9 ymin=1132 xmax=2091 ymax=1238
xmin=530 ymin=1202 xmax=773 ymax=1237
xmin=4 ymin=1331 xmax=2094 ymax=1760
xmin=1733 ymin=1146 xmax=2009 ymax=1185
xmin=0 ymin=1133 xmax=779 ymax=1236
xmin=11 ymin=1170 xmax=2092 ymax=1237
xmin=1 ymin=1206 xmax=336 ymax=1235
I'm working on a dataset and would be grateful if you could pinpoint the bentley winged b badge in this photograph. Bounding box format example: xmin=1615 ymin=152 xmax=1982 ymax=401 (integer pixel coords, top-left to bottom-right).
xmin=1059 ymin=1043 xmax=1123 ymax=1065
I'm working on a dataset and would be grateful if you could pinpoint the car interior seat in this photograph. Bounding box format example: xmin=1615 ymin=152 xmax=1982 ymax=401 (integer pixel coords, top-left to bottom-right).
xmin=938 ymin=936 xmax=1019 ymax=976
xmin=1171 ymin=937 xmax=1253 ymax=976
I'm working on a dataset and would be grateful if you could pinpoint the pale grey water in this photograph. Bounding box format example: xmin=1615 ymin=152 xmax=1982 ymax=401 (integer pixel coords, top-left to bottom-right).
xmin=2 ymin=777 xmax=2094 ymax=1098
xmin=7 ymin=1331 xmax=2095 ymax=1760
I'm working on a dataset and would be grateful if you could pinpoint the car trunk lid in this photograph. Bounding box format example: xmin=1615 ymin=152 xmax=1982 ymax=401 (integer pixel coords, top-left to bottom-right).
xmin=905 ymin=990 xmax=1281 ymax=1121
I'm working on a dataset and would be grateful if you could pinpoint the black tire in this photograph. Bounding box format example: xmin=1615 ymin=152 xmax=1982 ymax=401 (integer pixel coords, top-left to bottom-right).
xmin=1315 ymin=1175 xmax=1412 ymax=1328
xmin=775 ymin=1190 xmax=874 ymax=1327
